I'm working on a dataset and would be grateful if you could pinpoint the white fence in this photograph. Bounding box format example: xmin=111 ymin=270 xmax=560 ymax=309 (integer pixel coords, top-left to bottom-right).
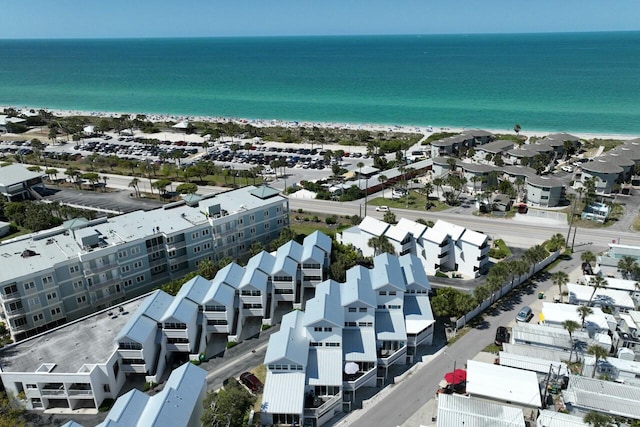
xmin=455 ymin=251 xmax=560 ymax=329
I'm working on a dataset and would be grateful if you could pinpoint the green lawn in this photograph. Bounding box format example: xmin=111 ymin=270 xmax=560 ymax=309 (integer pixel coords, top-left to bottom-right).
xmin=368 ymin=191 xmax=450 ymax=212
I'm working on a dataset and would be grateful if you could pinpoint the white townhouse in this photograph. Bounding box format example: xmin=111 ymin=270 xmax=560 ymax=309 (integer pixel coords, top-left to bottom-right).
xmin=116 ymin=290 xmax=173 ymax=380
xmin=65 ymin=362 xmax=207 ymax=427
xmin=0 ymin=185 xmax=289 ymax=342
xmin=562 ymin=376 xmax=640 ymax=421
xmin=399 ymin=254 xmax=434 ymax=354
xmin=0 ymin=163 xmax=46 ymax=201
xmin=236 ymin=267 xmax=269 ymax=339
xmin=336 ymin=216 xmax=390 ymax=257
xmin=338 ymin=217 xmax=489 ymax=278
xmin=423 ymin=219 xmax=489 ymax=277
xmin=261 ymin=253 xmax=434 ymax=427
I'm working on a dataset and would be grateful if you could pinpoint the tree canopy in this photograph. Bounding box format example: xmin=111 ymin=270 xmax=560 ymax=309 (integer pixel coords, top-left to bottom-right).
xmin=201 ymin=378 xmax=255 ymax=427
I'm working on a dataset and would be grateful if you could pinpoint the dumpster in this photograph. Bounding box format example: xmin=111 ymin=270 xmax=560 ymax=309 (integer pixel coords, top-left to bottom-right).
xmin=538 ymin=291 xmax=544 ymax=299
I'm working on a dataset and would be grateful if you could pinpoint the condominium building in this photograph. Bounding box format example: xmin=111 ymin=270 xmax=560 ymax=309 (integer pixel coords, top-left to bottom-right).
xmin=338 ymin=217 xmax=489 ymax=278
xmin=0 ymin=185 xmax=289 ymax=342
xmin=0 ymin=232 xmax=331 ymax=412
xmin=260 ymin=253 xmax=434 ymax=427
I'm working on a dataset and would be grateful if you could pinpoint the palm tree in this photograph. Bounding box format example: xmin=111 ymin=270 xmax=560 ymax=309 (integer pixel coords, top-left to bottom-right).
xmin=587 ymin=275 xmax=608 ymax=304
xmin=586 ymin=344 xmax=609 ymax=378
xmin=514 ymin=124 xmax=521 ymax=135
xmin=617 ymin=256 xmax=639 ymax=280
xmin=548 ymin=233 xmax=565 ymax=252
xmin=377 ymin=174 xmax=387 ymax=199
xmin=128 ymin=178 xmax=140 ymax=198
xmin=433 ymin=177 xmax=443 ymax=200
xmin=551 ymin=271 xmax=569 ymax=302
xmin=367 ymin=235 xmax=394 ymax=256
xmin=562 ymin=319 xmax=580 ymax=362
xmin=101 ymin=176 xmax=108 ymax=192
xmin=577 ymin=305 xmax=594 ymax=328
xmin=583 ymin=411 xmax=613 ymax=427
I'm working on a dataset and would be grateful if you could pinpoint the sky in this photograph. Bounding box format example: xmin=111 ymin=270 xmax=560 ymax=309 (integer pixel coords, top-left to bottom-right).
xmin=2 ymin=0 xmax=640 ymax=39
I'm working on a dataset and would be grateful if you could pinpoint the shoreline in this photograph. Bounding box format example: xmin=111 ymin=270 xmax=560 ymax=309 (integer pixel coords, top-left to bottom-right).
xmin=3 ymin=105 xmax=639 ymax=142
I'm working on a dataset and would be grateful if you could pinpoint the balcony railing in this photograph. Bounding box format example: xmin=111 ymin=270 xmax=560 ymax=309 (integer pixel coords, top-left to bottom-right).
xmin=168 ymin=254 xmax=189 ymax=265
xmin=89 ymin=276 xmax=121 ymax=291
xmin=377 ymin=345 xmax=406 ymax=365
xmin=40 ymin=389 xmax=66 ymax=396
xmin=5 ymin=308 xmax=25 ymax=318
xmin=84 ymin=262 xmax=117 ymax=276
xmin=165 ymin=240 xmax=186 ymax=251
xmin=67 ymin=389 xmax=93 ymax=396
xmin=1 ymin=292 xmax=21 ymax=302
xmin=304 ymin=392 xmax=342 ymax=418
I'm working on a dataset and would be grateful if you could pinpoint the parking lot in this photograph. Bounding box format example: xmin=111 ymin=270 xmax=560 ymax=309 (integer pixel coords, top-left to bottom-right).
xmin=41 ymin=187 xmax=164 ymax=214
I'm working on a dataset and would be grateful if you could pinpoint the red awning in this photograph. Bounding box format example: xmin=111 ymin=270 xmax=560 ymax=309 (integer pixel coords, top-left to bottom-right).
xmin=444 ymin=369 xmax=467 ymax=384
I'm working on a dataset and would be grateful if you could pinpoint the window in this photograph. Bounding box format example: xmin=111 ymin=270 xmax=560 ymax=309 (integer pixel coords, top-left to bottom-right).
xmin=203 ymin=242 xmax=211 ymax=250
xmin=118 ymin=342 xmax=142 ymax=350
xmin=324 ymin=327 xmax=332 ymax=332
xmin=326 ymin=342 xmax=340 ymax=347
xmin=192 ymin=232 xmax=200 ymax=239
xmin=26 ymin=384 xmax=37 ymax=389
xmin=121 ymin=265 xmax=130 ymax=273
xmin=136 ymin=275 xmax=144 ymax=283
xmin=250 ymin=227 xmax=256 ymax=235
xmin=123 ymin=279 xmax=133 ymax=287
xmin=77 ymin=295 xmax=87 ymax=304
xmin=241 ymin=290 xmax=261 ymax=296
xmin=348 ymin=307 xmax=357 ymax=313
xmin=202 ymin=229 xmax=210 ymax=236
xmin=131 ymin=247 xmax=140 ymax=255
xmin=14 ymin=317 xmax=27 ymax=327
xmin=264 ymin=210 xmax=269 ymax=217
xmin=73 ymin=281 xmax=84 ymax=290
xmin=7 ymin=301 xmax=23 ymax=312
xmin=359 ymin=307 xmax=367 ymax=312
xmin=33 ymin=313 xmax=44 ymax=322
xmin=379 ymin=291 xmax=387 ymax=296
xmin=69 ymin=265 xmax=79 ymax=274
xmin=194 ymin=246 xmax=201 ymax=254
xmin=46 ymin=292 xmax=57 ymax=301
xmin=207 ymin=319 xmax=228 ymax=326
xmin=389 ymin=291 xmax=397 ymax=296
xmin=249 ymin=215 xmax=255 ymax=222
xmin=42 ymin=276 xmax=53 ymax=285
xmin=133 ymin=261 xmax=143 ymax=269
xmin=23 ymin=281 xmax=36 ymax=291
xmin=118 ymin=250 xmax=128 ymax=258
xmin=51 ymin=307 xmax=61 ymax=316
xmin=164 ymin=322 xmax=187 ymax=329
xmin=388 ymin=304 xmax=401 ymax=309
xmin=122 ymin=358 xmax=145 ymax=365
xmin=112 ymin=360 xmax=119 ymax=378
xmin=237 ymin=218 xmax=244 ymax=225
xmin=3 ymin=284 xmax=18 ymax=295
xmin=205 ymin=305 xmax=226 ymax=312
xmin=28 ymin=297 xmax=40 ymax=307
xmin=310 ymin=342 xmax=321 ymax=347
xmin=345 ymin=321 xmax=356 ymax=327
xmin=359 ymin=321 xmax=373 ymax=327
xmin=264 ymin=223 xmax=270 ymax=230
xmin=167 ymin=337 xmax=189 ymax=344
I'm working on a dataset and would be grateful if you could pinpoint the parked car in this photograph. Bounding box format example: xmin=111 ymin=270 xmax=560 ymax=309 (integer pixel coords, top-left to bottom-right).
xmin=561 ymin=165 xmax=574 ymax=173
xmin=495 ymin=326 xmax=509 ymax=346
xmin=375 ymin=206 xmax=390 ymax=212
xmin=516 ymin=306 xmax=533 ymax=323
xmin=240 ymin=372 xmax=263 ymax=393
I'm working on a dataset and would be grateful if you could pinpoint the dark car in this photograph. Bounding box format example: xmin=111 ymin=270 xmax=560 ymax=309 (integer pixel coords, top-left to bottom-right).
xmin=495 ymin=326 xmax=509 ymax=346
xmin=240 ymin=372 xmax=263 ymax=393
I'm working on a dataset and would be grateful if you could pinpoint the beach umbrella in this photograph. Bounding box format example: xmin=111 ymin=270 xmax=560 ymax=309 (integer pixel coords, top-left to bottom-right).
xmin=344 ymin=362 xmax=359 ymax=375
xmin=444 ymin=369 xmax=466 ymax=384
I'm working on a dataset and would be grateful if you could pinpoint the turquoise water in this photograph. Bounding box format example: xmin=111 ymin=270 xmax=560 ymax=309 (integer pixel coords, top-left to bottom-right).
xmin=1 ymin=32 xmax=639 ymax=134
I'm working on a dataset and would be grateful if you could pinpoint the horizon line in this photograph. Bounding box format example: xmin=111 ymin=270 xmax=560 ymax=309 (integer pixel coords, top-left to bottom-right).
xmin=1 ymin=29 xmax=639 ymax=42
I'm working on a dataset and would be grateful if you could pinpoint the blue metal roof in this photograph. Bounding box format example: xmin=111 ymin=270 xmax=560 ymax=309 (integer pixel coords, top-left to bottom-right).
xmin=342 ymin=266 xmax=376 ymax=307
xmin=304 ymin=230 xmax=332 ymax=255
xmin=264 ymin=311 xmax=309 ymax=367
xmin=245 ymin=250 xmax=276 ymax=275
xmin=175 ymin=275 xmax=211 ymax=305
xmin=213 ymin=262 xmax=245 ymax=289
xmin=303 ymin=280 xmax=343 ymax=327
xmin=370 ymin=253 xmax=406 ymax=291
xmin=399 ymin=253 xmax=431 ymax=291
xmin=277 ymin=240 xmax=303 ymax=262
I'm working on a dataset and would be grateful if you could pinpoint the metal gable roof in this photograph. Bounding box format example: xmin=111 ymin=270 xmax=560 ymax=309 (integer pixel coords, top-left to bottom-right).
xmin=437 ymin=394 xmax=525 ymax=427
xmin=261 ymin=371 xmax=305 ymax=415
xmin=398 ymin=253 xmax=430 ymax=290
xmin=175 ymin=275 xmax=211 ymax=305
xmin=306 ymin=349 xmax=342 ymax=386
xmin=264 ymin=311 xmax=309 ymax=366
xmin=342 ymin=328 xmax=377 ymax=362
xmin=213 ymin=262 xmax=245 ymax=289
xmin=342 ymin=267 xmax=377 ymax=307
xmin=303 ymin=230 xmax=332 ymax=254
xmin=370 ymin=253 xmax=406 ymax=291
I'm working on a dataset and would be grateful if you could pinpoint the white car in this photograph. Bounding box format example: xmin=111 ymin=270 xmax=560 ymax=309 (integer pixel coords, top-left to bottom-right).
xmin=561 ymin=165 xmax=574 ymax=173
xmin=375 ymin=206 xmax=390 ymax=212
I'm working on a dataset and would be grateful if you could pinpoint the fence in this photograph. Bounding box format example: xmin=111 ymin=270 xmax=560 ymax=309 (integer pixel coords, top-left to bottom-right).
xmin=455 ymin=251 xmax=560 ymax=329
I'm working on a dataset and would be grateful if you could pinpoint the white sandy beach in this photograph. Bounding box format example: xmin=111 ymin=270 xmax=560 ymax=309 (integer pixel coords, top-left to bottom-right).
xmin=3 ymin=105 xmax=639 ymax=142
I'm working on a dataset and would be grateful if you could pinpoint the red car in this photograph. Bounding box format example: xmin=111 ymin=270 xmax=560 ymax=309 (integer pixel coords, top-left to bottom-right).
xmin=240 ymin=372 xmax=263 ymax=393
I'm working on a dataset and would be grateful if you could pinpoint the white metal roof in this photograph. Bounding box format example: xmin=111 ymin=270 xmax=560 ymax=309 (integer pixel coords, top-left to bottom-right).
xmin=466 ymin=360 xmax=542 ymax=408
xmin=567 ymin=283 xmax=635 ymax=309
xmin=370 ymin=253 xmax=406 ymax=291
xmin=384 ymin=224 xmax=410 ymax=243
xmin=404 ymin=295 xmax=435 ymax=335
xmin=395 ymin=217 xmax=427 ymax=240
xmin=0 ymin=164 xmax=44 ymax=186
xmin=537 ymin=409 xmax=587 ymax=427
xmin=498 ymin=351 xmax=569 ymax=376
xmin=303 ymin=280 xmax=343 ymax=328
xmin=432 ymin=219 xmax=465 ymax=241
xmin=342 ymin=266 xmax=377 ymax=308
xmin=306 ymin=349 xmax=342 ymax=386
xmin=303 ymin=230 xmax=332 ymax=255
xmin=342 ymin=328 xmax=377 ymax=362
xmin=375 ymin=310 xmax=407 ymax=341
xmin=399 ymin=253 xmax=431 ymax=291
xmin=264 ymin=311 xmax=309 ymax=366
xmin=582 ymin=275 xmax=638 ymax=292
xmin=563 ymin=375 xmax=640 ymax=419
xmin=358 ymin=216 xmax=390 ymax=237
xmin=437 ymin=393 xmax=525 ymax=427
xmin=541 ymin=302 xmax=611 ymax=330
xmin=501 ymin=343 xmax=569 ymax=363
xmin=423 ymin=226 xmax=448 ymax=244
xmin=460 ymin=228 xmax=488 ymax=247
xmin=261 ymin=371 xmax=306 ymax=415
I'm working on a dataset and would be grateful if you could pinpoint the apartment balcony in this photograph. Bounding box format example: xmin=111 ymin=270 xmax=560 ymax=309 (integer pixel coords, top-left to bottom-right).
xmin=377 ymin=345 xmax=407 ymax=366
xmin=117 ymin=348 xmax=144 ymax=359
xmin=343 ymin=367 xmax=376 ymax=391
xmin=40 ymin=383 xmax=65 ymax=396
xmin=91 ymin=289 xmax=124 ymax=306
xmin=148 ymin=258 xmax=166 ymax=269
xmin=0 ymin=291 xmax=21 ymax=302
xmin=206 ymin=324 xmax=230 ymax=334
xmin=121 ymin=363 xmax=148 ymax=374
xmin=304 ymin=391 xmax=342 ymax=419
xmin=165 ymin=240 xmax=186 ymax=251
xmin=4 ymin=307 xmax=25 ymax=318
xmin=67 ymin=384 xmax=93 ymax=397
xmin=84 ymin=262 xmax=118 ymax=276
xmin=168 ymin=254 xmax=189 ymax=265
xmin=166 ymin=342 xmax=191 ymax=353
xmin=242 ymin=307 xmax=264 ymax=317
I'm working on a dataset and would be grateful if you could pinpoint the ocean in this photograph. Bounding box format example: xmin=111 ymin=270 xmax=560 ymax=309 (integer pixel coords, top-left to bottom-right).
xmin=1 ymin=32 xmax=639 ymax=134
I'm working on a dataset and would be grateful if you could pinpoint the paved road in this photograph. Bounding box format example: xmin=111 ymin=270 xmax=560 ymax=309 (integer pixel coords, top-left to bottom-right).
xmin=345 ymin=253 xmax=584 ymax=427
